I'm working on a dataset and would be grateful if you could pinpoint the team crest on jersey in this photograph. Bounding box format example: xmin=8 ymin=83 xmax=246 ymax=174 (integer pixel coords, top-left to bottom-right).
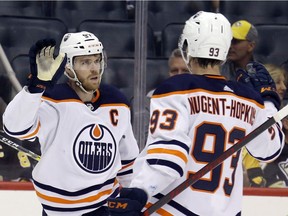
xmin=73 ymin=124 xmax=116 ymax=173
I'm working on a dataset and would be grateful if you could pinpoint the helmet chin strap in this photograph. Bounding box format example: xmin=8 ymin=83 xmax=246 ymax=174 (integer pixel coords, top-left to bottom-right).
xmin=75 ymin=80 xmax=95 ymax=94
xmin=64 ymin=68 xmax=97 ymax=95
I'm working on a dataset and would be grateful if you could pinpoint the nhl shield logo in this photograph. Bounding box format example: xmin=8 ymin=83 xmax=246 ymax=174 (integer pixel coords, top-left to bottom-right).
xmin=73 ymin=124 xmax=117 ymax=173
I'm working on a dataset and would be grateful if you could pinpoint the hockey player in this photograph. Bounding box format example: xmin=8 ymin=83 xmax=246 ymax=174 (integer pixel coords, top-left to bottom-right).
xmin=3 ymin=31 xmax=139 ymax=216
xmin=107 ymin=11 xmax=284 ymax=216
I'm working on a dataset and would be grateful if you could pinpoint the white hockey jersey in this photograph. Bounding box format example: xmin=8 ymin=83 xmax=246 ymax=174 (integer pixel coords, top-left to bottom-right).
xmin=3 ymin=83 xmax=139 ymax=215
xmin=130 ymin=74 xmax=284 ymax=216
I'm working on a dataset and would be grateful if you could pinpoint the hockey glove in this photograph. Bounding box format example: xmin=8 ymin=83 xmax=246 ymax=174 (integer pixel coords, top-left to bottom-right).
xmin=236 ymin=62 xmax=281 ymax=110
xmin=27 ymin=38 xmax=67 ymax=93
xmin=107 ymin=188 xmax=148 ymax=216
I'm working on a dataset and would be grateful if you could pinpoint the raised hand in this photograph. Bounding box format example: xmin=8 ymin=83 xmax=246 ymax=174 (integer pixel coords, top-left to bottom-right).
xmin=27 ymin=38 xmax=67 ymax=93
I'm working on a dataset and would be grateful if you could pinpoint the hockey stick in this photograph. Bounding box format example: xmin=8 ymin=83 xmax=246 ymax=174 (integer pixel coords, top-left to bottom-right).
xmin=142 ymin=104 xmax=288 ymax=216
xmin=0 ymin=134 xmax=41 ymax=162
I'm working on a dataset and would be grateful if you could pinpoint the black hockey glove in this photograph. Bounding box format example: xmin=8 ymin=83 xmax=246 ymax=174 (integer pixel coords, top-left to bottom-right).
xmin=107 ymin=188 xmax=148 ymax=216
xmin=236 ymin=62 xmax=281 ymax=110
xmin=27 ymin=38 xmax=67 ymax=93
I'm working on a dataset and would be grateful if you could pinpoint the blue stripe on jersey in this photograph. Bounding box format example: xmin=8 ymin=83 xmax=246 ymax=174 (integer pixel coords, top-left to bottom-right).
xmin=147 ymin=159 xmax=183 ymax=176
xmin=154 ymin=193 xmax=199 ymax=216
xmin=3 ymin=124 xmax=33 ymax=136
xmin=33 ymin=177 xmax=115 ymax=196
xmin=98 ymin=84 xmax=130 ymax=106
xmin=42 ymin=188 xmax=119 ymax=212
xmin=43 ymin=83 xmax=81 ymax=100
xmin=149 ymin=140 xmax=190 ymax=154
xmin=117 ymin=169 xmax=133 ymax=176
xmin=153 ymin=74 xmax=264 ymax=105
xmin=121 ymin=158 xmax=135 ymax=165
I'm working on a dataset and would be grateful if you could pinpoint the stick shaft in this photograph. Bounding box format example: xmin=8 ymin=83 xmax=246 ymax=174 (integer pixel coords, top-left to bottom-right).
xmin=0 ymin=134 xmax=41 ymax=161
xmin=142 ymin=104 xmax=286 ymax=215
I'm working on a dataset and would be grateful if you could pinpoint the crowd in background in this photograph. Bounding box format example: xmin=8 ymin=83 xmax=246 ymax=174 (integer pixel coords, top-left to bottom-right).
xmin=0 ymin=1 xmax=288 ymax=189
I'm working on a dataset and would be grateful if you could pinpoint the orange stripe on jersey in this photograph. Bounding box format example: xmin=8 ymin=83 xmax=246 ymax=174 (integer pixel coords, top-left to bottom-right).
xmin=100 ymin=103 xmax=129 ymax=108
xmin=152 ymin=88 xmax=264 ymax=108
xmin=147 ymin=148 xmax=188 ymax=163
xmin=20 ymin=121 xmax=40 ymax=139
xmin=91 ymin=89 xmax=100 ymax=103
xmin=205 ymin=75 xmax=226 ymax=80
xmin=35 ymin=188 xmax=112 ymax=204
xmin=42 ymin=96 xmax=82 ymax=104
xmin=145 ymin=202 xmax=173 ymax=216
xmin=156 ymin=208 xmax=173 ymax=216
xmin=113 ymin=179 xmax=118 ymax=186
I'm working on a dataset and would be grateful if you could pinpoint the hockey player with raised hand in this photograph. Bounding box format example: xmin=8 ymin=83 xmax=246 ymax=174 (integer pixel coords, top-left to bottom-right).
xmin=3 ymin=32 xmax=139 ymax=216
xmin=107 ymin=11 xmax=285 ymax=216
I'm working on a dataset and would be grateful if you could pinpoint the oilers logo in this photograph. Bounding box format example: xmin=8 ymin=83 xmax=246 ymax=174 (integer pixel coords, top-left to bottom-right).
xmin=73 ymin=124 xmax=116 ymax=173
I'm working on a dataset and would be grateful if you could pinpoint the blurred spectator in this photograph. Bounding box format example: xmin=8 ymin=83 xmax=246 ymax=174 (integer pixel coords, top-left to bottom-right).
xmin=264 ymin=64 xmax=287 ymax=101
xmin=262 ymin=64 xmax=288 ymax=188
xmin=146 ymin=48 xmax=190 ymax=97
xmin=221 ymin=20 xmax=258 ymax=80
xmin=242 ymin=147 xmax=265 ymax=187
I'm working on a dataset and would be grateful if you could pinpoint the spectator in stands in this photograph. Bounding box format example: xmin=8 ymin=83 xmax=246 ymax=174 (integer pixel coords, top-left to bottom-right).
xmin=263 ymin=64 xmax=288 ymax=188
xmin=264 ymin=64 xmax=287 ymax=102
xmin=146 ymin=48 xmax=190 ymax=97
xmin=221 ymin=20 xmax=258 ymax=80
xmin=220 ymin=20 xmax=266 ymax=187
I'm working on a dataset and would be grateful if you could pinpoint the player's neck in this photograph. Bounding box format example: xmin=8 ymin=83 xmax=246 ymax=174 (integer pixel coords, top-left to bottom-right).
xmin=69 ymin=81 xmax=95 ymax=102
xmin=191 ymin=63 xmax=220 ymax=76
xmin=76 ymin=90 xmax=95 ymax=102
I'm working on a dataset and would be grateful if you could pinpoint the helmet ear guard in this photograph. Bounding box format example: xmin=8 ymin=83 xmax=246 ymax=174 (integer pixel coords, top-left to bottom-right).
xmin=178 ymin=11 xmax=232 ymax=62
xmin=178 ymin=35 xmax=189 ymax=65
xmin=64 ymin=65 xmax=76 ymax=79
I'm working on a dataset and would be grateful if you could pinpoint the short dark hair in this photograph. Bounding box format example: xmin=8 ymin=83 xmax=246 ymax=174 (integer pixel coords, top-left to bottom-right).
xmin=192 ymin=58 xmax=222 ymax=68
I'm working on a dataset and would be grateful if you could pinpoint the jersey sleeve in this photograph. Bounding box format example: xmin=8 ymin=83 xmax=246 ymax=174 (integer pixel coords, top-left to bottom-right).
xmin=3 ymin=87 xmax=58 ymax=152
xmin=130 ymin=92 xmax=190 ymax=197
xmin=3 ymin=87 xmax=43 ymax=140
xmin=245 ymin=101 xmax=285 ymax=162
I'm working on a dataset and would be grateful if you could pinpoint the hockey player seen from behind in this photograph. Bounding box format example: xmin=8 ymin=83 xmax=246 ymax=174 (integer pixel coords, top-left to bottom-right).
xmin=3 ymin=31 xmax=139 ymax=216
xmin=107 ymin=11 xmax=285 ymax=216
